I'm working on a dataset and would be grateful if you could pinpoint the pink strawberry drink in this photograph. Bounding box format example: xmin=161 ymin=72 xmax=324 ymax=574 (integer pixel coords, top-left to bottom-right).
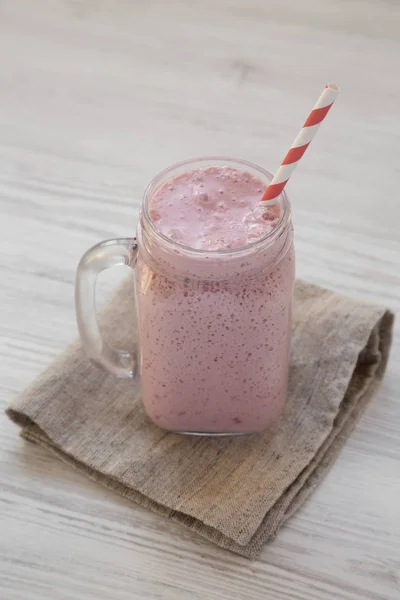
xmin=135 ymin=159 xmax=294 ymax=434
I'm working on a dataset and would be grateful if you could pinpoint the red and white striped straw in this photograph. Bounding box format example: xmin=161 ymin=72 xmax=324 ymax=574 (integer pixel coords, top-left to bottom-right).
xmin=260 ymin=83 xmax=340 ymax=205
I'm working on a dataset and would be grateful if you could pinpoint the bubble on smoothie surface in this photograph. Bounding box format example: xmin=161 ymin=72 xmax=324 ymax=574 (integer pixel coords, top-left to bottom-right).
xmin=149 ymin=166 xmax=280 ymax=250
xmin=167 ymin=228 xmax=185 ymax=242
xmin=196 ymin=192 xmax=211 ymax=205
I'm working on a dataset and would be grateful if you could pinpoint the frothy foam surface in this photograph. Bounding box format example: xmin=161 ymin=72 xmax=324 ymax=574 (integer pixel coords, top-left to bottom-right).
xmin=149 ymin=166 xmax=280 ymax=251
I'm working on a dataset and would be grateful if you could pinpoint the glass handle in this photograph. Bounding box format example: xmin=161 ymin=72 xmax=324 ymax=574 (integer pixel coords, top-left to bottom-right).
xmin=75 ymin=238 xmax=138 ymax=379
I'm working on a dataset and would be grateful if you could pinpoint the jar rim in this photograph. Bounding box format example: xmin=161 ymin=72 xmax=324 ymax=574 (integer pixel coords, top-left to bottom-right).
xmin=141 ymin=156 xmax=291 ymax=258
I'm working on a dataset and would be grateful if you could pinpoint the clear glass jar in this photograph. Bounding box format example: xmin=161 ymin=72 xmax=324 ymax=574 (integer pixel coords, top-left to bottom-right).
xmin=75 ymin=157 xmax=294 ymax=435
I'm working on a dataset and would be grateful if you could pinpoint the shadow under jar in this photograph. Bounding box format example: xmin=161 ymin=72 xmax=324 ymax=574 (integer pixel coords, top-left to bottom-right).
xmin=75 ymin=157 xmax=295 ymax=435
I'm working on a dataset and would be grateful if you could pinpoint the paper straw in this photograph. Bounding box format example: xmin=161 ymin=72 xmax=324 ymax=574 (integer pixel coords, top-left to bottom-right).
xmin=260 ymin=83 xmax=340 ymax=205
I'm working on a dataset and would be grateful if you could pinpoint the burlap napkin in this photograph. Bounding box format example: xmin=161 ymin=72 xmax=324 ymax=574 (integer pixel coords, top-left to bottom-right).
xmin=6 ymin=279 xmax=394 ymax=559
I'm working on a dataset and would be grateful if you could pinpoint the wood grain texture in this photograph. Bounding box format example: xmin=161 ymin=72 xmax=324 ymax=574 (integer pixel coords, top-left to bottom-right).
xmin=0 ymin=1 xmax=399 ymax=598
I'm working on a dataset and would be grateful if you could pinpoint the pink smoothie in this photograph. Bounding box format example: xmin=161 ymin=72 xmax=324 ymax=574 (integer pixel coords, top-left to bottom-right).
xmin=148 ymin=166 xmax=280 ymax=250
xmin=135 ymin=164 xmax=294 ymax=433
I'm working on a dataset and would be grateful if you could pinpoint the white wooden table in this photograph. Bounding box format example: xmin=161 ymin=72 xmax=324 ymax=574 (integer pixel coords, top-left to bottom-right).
xmin=1 ymin=1 xmax=399 ymax=598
